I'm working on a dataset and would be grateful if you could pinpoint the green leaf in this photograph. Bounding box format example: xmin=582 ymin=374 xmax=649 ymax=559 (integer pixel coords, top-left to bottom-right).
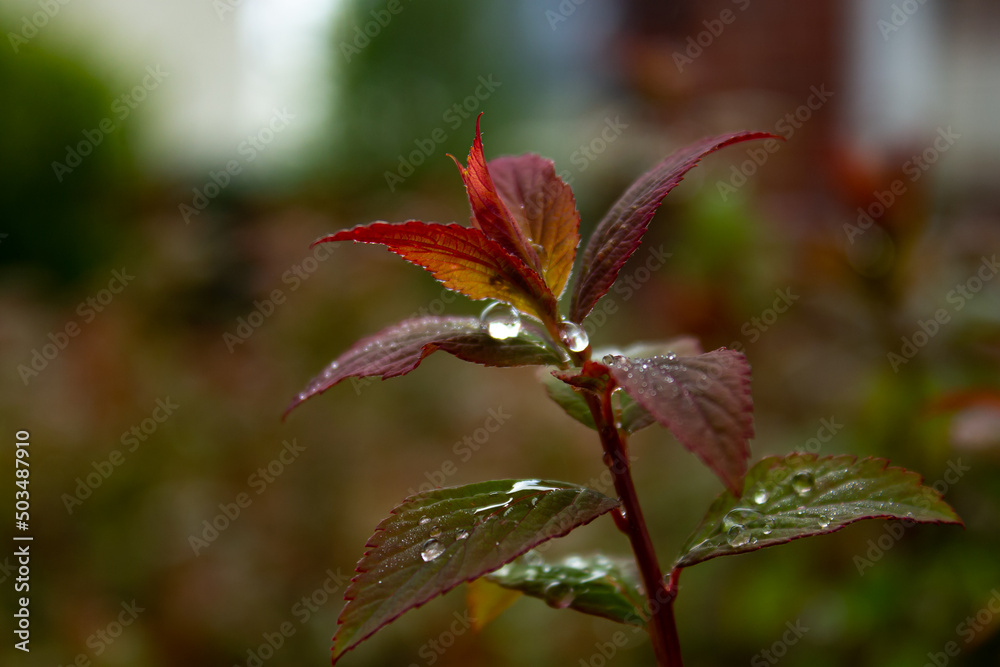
xmin=332 ymin=479 xmax=619 ymax=664
xmin=675 ymin=454 xmax=963 ymax=568
xmin=541 ymin=368 xmax=596 ymax=429
xmin=487 ymin=552 xmax=647 ymax=627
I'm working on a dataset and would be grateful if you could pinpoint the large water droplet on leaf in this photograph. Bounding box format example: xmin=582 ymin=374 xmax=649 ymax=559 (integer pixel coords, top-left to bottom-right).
xmin=455 ymin=529 xmax=469 ymax=541
xmin=543 ymin=581 xmax=575 ymax=609
xmin=752 ymin=486 xmax=769 ymax=505
xmin=818 ymin=514 xmax=831 ymax=529
xmin=420 ymin=539 xmax=445 ymax=562
xmin=726 ymin=524 xmax=751 ymax=547
xmin=791 ymin=471 xmax=815 ymax=497
xmin=480 ymin=302 xmax=522 ymax=340
xmin=558 ymin=321 xmax=589 ymax=352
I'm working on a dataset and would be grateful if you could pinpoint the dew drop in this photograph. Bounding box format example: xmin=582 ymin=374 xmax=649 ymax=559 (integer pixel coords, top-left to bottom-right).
xmin=523 ymin=550 xmax=543 ymax=566
xmin=419 ymin=517 xmax=431 ymax=525
xmin=726 ymin=524 xmax=751 ymax=547
xmin=543 ymin=581 xmax=575 ymax=609
xmin=455 ymin=529 xmax=470 ymax=540
xmin=752 ymin=486 xmax=769 ymax=505
xmin=762 ymin=518 xmax=775 ymax=535
xmin=429 ymin=526 xmax=443 ymax=538
xmin=420 ymin=539 xmax=445 ymax=562
xmin=723 ymin=508 xmax=759 ymax=531
xmin=529 ymin=242 xmax=548 ymax=264
xmin=558 ymin=321 xmax=589 ymax=352
xmin=480 ymin=302 xmax=522 ymax=340
xmin=818 ymin=515 xmax=831 ymax=529
xmin=791 ymin=471 xmax=815 ymax=497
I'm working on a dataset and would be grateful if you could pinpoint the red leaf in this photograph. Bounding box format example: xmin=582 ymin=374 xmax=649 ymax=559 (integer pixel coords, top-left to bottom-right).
xmin=604 ymin=350 xmax=754 ymax=494
xmin=450 ymin=115 xmax=542 ymax=273
xmin=488 ymin=153 xmax=581 ymax=297
xmin=570 ymin=131 xmax=781 ymax=322
xmin=284 ymin=316 xmax=562 ymax=417
xmin=315 ymin=221 xmax=558 ymax=323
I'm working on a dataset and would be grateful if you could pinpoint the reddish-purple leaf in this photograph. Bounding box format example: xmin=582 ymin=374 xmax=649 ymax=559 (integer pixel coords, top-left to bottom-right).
xmin=331 ymin=479 xmax=619 ymax=664
xmin=488 ymin=154 xmax=581 ymax=297
xmin=284 ymin=316 xmax=562 ymax=417
xmin=314 ymin=221 xmax=559 ymax=323
xmin=450 ymin=115 xmax=541 ymax=273
xmin=604 ymin=350 xmax=754 ymax=494
xmin=570 ymin=131 xmax=780 ymax=322
xmin=675 ymin=454 xmax=963 ymax=568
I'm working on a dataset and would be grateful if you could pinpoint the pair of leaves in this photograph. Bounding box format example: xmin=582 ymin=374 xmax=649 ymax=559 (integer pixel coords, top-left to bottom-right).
xmin=331 ymin=479 xmax=619 ymax=664
xmin=331 ymin=456 xmax=960 ymax=663
xmin=322 ymin=115 xmax=576 ymax=328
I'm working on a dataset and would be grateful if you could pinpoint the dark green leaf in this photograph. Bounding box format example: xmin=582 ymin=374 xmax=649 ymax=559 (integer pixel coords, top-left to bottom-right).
xmin=675 ymin=454 xmax=963 ymax=568
xmin=487 ymin=552 xmax=647 ymax=627
xmin=332 ymin=480 xmax=619 ymax=664
xmin=541 ymin=368 xmax=595 ymax=430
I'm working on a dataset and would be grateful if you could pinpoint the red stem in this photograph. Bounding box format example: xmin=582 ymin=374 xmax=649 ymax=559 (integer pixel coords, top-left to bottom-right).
xmin=585 ymin=388 xmax=684 ymax=667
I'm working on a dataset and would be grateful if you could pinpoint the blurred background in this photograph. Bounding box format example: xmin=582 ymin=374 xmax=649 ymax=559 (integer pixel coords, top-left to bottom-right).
xmin=2 ymin=0 xmax=999 ymax=665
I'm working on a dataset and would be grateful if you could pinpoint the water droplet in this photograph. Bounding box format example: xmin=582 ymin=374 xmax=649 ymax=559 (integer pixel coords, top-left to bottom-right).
xmin=791 ymin=472 xmax=815 ymax=497
xmin=420 ymin=539 xmax=445 ymax=562
xmin=726 ymin=524 xmax=751 ymax=547
xmin=723 ymin=508 xmax=759 ymax=531
xmin=455 ymin=529 xmax=469 ymax=540
xmin=508 ymin=480 xmax=560 ymax=493
xmin=563 ymin=555 xmax=588 ymax=570
xmin=474 ymin=500 xmax=511 ymax=514
xmin=529 ymin=242 xmax=548 ymax=264
xmin=752 ymin=487 xmax=769 ymax=505
xmin=419 ymin=517 xmax=431 ymax=525
xmin=558 ymin=321 xmax=589 ymax=352
xmin=818 ymin=515 xmax=831 ymax=529
xmin=429 ymin=526 xmax=443 ymax=538
xmin=523 ymin=550 xmax=543 ymax=566
xmin=480 ymin=302 xmax=522 ymax=340
xmin=543 ymin=581 xmax=575 ymax=609
xmin=762 ymin=518 xmax=775 ymax=535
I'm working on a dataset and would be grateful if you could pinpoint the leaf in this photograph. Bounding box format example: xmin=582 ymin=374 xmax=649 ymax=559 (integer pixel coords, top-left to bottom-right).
xmin=614 ymin=338 xmax=706 ymax=434
xmin=541 ymin=368 xmax=596 ymax=430
xmin=486 ymin=553 xmax=647 ymax=627
xmin=285 ymin=316 xmax=563 ymax=417
xmin=488 ymin=153 xmax=580 ymax=297
xmin=570 ymin=131 xmax=779 ymax=322
xmin=465 ymin=578 xmax=522 ymax=631
xmin=450 ymin=115 xmax=541 ymax=273
xmin=674 ymin=453 xmax=963 ymax=568
xmin=331 ymin=479 xmax=619 ymax=664
xmin=604 ymin=350 xmax=754 ymax=494
xmin=314 ymin=221 xmax=558 ymax=323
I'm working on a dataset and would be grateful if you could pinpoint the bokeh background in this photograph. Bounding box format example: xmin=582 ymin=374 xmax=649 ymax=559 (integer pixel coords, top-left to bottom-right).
xmin=2 ymin=0 xmax=999 ymax=665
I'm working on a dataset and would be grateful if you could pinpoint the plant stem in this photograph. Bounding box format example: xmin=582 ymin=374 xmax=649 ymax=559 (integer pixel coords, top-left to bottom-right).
xmin=585 ymin=389 xmax=684 ymax=667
